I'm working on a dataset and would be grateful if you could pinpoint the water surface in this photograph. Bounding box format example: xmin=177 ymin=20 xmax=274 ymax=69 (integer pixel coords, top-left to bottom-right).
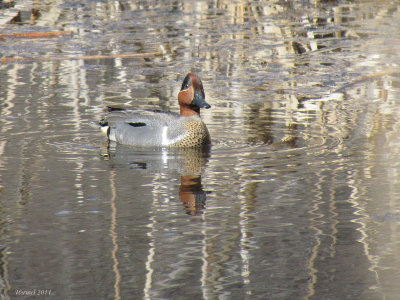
xmin=1 ymin=0 xmax=400 ymax=299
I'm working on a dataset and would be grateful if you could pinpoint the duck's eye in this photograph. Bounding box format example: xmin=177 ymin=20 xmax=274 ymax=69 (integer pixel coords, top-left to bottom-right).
xmin=181 ymin=77 xmax=191 ymax=90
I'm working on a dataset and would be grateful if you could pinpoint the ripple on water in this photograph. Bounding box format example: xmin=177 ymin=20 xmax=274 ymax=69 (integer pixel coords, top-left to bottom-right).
xmin=209 ymin=112 xmax=344 ymax=164
xmin=40 ymin=103 xmax=345 ymax=169
xmin=41 ymin=131 xmax=102 ymax=159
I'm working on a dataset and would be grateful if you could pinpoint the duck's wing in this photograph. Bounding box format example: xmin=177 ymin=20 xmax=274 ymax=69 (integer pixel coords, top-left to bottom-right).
xmin=100 ymin=110 xmax=182 ymax=147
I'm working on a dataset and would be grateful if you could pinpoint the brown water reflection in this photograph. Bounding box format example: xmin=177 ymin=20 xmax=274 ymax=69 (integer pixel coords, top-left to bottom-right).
xmin=1 ymin=0 xmax=400 ymax=299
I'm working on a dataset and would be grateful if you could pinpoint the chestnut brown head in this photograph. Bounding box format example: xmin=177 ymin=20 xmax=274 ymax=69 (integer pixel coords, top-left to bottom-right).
xmin=178 ymin=73 xmax=211 ymax=116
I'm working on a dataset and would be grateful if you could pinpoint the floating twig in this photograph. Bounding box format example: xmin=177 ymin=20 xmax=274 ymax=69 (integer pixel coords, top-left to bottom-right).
xmin=0 ymin=30 xmax=73 ymax=40
xmin=1 ymin=51 xmax=162 ymax=64
xmin=333 ymin=69 xmax=393 ymax=93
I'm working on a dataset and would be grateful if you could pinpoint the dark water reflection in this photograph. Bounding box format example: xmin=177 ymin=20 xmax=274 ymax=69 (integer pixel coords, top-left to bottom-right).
xmin=1 ymin=0 xmax=400 ymax=299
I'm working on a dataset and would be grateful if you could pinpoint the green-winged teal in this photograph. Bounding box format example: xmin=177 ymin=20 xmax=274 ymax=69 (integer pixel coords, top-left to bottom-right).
xmin=99 ymin=73 xmax=211 ymax=147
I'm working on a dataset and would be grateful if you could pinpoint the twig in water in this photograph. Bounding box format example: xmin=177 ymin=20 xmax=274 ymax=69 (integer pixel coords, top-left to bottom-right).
xmin=1 ymin=52 xmax=162 ymax=64
xmin=0 ymin=31 xmax=73 ymax=40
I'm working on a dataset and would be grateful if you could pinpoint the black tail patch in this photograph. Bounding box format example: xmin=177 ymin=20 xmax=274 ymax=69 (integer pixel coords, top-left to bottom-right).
xmin=99 ymin=119 xmax=108 ymax=126
xmin=107 ymin=106 xmax=125 ymax=112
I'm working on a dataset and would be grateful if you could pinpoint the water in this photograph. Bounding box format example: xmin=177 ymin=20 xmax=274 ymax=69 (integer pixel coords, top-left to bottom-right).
xmin=1 ymin=0 xmax=400 ymax=299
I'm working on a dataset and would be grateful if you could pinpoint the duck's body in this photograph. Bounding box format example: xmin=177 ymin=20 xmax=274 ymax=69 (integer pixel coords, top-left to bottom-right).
xmin=100 ymin=109 xmax=210 ymax=147
xmin=100 ymin=73 xmax=211 ymax=148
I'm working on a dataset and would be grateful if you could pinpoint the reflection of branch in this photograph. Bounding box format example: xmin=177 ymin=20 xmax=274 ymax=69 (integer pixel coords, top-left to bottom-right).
xmin=110 ymin=170 xmax=121 ymax=300
xmin=1 ymin=52 xmax=162 ymax=64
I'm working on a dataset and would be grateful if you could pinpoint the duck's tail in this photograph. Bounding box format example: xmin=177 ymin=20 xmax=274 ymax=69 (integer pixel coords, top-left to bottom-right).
xmin=99 ymin=119 xmax=110 ymax=137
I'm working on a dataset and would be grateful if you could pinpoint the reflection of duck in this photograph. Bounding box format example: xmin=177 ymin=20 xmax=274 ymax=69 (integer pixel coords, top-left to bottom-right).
xmin=99 ymin=73 xmax=211 ymax=147
xmin=103 ymin=145 xmax=210 ymax=215
xmin=180 ymin=175 xmax=207 ymax=216
xmin=103 ymin=145 xmax=210 ymax=175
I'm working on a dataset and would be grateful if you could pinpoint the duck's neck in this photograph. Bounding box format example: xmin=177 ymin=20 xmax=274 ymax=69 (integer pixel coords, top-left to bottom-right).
xmin=180 ymin=105 xmax=200 ymax=117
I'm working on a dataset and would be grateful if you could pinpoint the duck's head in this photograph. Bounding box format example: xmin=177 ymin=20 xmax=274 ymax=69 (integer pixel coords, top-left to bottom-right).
xmin=178 ymin=73 xmax=211 ymax=117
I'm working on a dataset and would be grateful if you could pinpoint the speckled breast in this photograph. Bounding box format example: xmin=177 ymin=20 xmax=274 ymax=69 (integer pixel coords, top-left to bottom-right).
xmin=170 ymin=119 xmax=210 ymax=148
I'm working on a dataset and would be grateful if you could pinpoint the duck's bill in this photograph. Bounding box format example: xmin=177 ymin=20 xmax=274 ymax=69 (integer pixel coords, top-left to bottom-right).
xmin=193 ymin=92 xmax=211 ymax=109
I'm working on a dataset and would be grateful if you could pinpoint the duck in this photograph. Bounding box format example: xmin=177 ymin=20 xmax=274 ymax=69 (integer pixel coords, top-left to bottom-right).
xmin=99 ymin=73 xmax=211 ymax=148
